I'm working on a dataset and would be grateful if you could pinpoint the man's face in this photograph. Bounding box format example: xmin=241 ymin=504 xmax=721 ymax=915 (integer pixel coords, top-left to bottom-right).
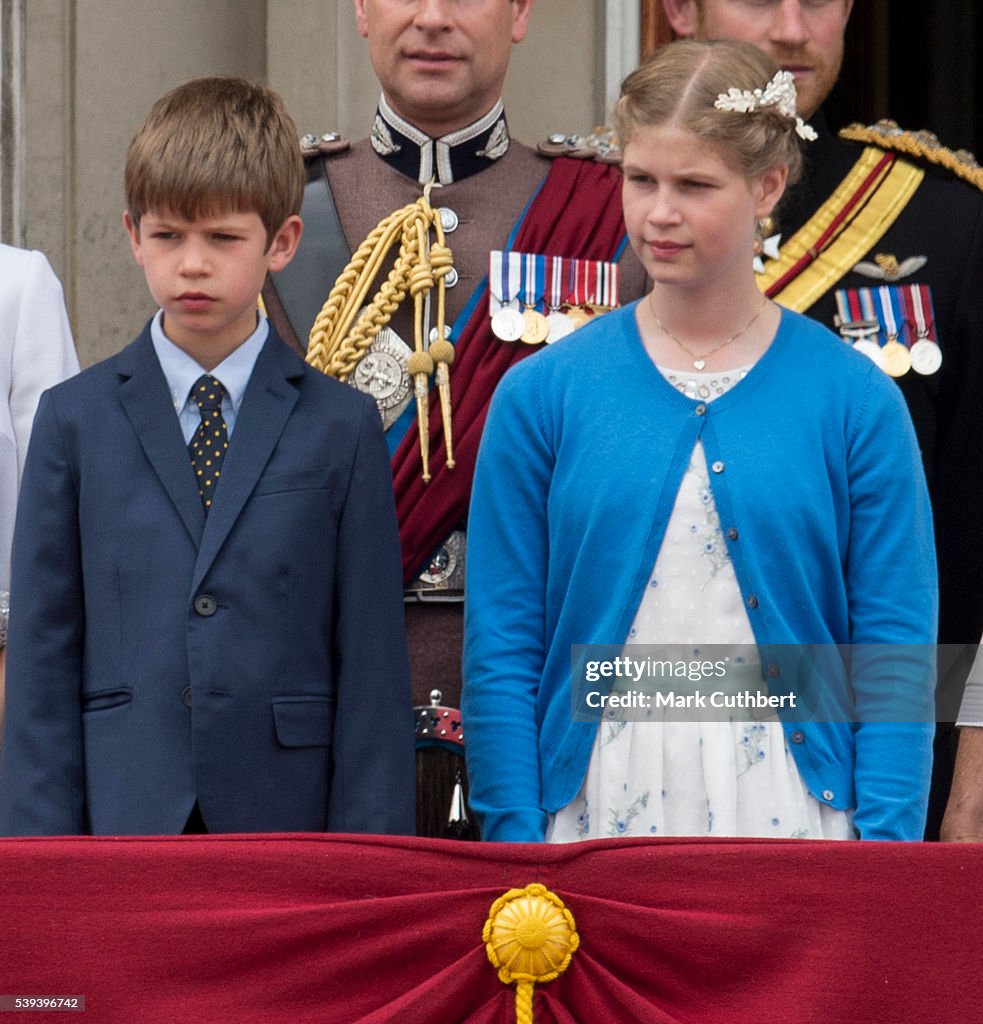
xmin=664 ymin=0 xmax=854 ymax=118
xmin=354 ymin=0 xmax=535 ymax=137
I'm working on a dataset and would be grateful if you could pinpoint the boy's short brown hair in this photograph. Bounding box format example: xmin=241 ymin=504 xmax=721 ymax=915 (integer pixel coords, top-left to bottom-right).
xmin=125 ymin=76 xmax=304 ymax=245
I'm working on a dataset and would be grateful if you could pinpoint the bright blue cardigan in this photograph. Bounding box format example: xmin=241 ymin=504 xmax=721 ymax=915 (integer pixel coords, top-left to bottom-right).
xmin=463 ymin=303 xmax=937 ymax=842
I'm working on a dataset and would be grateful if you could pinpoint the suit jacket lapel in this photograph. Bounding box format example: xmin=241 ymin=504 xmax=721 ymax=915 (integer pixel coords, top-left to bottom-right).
xmin=192 ymin=333 xmax=302 ymax=592
xmin=117 ymin=328 xmax=206 ymax=546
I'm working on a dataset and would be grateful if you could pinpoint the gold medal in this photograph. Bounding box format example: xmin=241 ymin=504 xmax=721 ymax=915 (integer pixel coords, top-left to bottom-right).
xmin=880 ymin=339 xmax=911 ymax=378
xmin=566 ymin=306 xmax=592 ymax=329
xmin=521 ymin=308 xmax=549 ymax=345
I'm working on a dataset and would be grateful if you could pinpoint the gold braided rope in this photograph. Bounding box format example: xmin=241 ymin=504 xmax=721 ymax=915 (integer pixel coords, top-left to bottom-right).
xmin=305 ymin=183 xmax=455 ymax=482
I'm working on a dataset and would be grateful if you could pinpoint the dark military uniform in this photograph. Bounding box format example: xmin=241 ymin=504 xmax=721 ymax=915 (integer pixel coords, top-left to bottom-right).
xmin=264 ymin=100 xmax=647 ymax=836
xmin=768 ymin=111 xmax=983 ymax=837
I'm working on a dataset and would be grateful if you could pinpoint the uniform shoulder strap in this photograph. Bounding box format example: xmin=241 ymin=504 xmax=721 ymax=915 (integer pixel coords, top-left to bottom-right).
xmin=536 ymin=126 xmax=622 ymax=165
xmin=267 ymin=135 xmax=353 ymax=351
xmin=839 ymin=120 xmax=983 ymax=193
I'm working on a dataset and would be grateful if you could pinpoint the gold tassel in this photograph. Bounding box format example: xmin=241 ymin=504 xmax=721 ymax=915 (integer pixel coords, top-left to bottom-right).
xmin=305 ymin=180 xmax=456 ymax=479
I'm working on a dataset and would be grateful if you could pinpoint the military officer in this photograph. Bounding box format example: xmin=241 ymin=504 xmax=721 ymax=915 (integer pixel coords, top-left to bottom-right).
xmin=662 ymin=0 xmax=983 ymax=841
xmin=263 ymin=0 xmax=648 ymax=836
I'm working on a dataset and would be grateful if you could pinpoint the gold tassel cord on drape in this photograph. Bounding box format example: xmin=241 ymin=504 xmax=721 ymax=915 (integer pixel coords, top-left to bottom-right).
xmin=305 ymin=183 xmax=455 ymax=482
xmin=483 ymin=884 xmax=579 ymax=1024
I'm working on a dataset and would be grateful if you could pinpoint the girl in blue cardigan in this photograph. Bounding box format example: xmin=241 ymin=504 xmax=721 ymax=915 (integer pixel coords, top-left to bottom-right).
xmin=463 ymin=40 xmax=937 ymax=843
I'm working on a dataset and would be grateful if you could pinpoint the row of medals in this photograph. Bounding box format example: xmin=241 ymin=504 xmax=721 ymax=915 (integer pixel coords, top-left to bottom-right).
xmin=489 ymin=303 xmax=607 ymax=345
xmin=846 ymin=328 xmax=942 ymax=378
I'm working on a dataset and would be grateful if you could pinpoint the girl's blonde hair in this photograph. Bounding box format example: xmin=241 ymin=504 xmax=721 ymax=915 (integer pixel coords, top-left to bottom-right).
xmin=614 ymin=39 xmax=805 ymax=186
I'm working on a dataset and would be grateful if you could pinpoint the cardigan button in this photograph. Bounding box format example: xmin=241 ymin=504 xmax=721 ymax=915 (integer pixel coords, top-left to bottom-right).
xmin=726 ymin=528 xmax=739 ymax=541
xmin=791 ymin=730 xmax=805 ymax=744
xmin=695 ymin=403 xmax=707 ymax=416
xmin=822 ymin=790 xmax=835 ymax=802
xmin=746 ymin=594 xmax=758 ymax=609
xmin=711 ymin=460 xmax=725 ymax=473
xmin=767 ymin=663 xmax=781 ymax=678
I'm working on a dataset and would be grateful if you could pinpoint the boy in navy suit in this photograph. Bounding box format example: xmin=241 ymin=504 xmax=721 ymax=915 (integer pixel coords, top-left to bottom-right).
xmin=0 ymin=77 xmax=414 ymax=836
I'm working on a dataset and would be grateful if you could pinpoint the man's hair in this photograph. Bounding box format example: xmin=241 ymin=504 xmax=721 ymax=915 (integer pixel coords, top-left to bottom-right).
xmin=614 ymin=39 xmax=804 ymax=186
xmin=125 ymin=76 xmax=304 ymax=245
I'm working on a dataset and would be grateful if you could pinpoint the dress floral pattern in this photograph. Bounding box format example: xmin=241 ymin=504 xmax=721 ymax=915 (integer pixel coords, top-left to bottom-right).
xmin=549 ymin=366 xmax=854 ymax=843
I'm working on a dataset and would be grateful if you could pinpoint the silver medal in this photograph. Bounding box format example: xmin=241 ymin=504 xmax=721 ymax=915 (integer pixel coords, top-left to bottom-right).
xmin=909 ymin=338 xmax=942 ymax=375
xmin=491 ymin=306 xmax=526 ymax=342
xmin=852 ymin=338 xmax=885 ymax=369
xmin=545 ymin=311 xmax=575 ymax=343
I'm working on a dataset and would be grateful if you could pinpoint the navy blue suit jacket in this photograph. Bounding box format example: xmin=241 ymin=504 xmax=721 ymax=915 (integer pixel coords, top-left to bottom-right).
xmin=0 ymin=324 xmax=414 ymax=836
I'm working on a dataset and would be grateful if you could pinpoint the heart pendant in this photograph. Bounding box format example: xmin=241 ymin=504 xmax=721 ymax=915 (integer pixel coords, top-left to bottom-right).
xmin=693 ymin=358 xmax=706 ymax=370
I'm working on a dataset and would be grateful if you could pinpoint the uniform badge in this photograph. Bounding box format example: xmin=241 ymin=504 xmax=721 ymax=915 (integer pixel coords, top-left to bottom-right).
xmin=851 ymin=253 xmax=928 ymax=281
xmin=349 ymin=325 xmax=413 ymax=429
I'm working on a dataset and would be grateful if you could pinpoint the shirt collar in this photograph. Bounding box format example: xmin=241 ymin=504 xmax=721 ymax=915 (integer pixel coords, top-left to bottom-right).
xmin=150 ymin=308 xmax=269 ymax=414
xmin=371 ymin=95 xmax=511 ymax=186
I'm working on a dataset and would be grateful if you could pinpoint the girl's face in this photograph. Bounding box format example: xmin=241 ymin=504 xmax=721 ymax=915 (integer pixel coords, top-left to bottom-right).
xmin=621 ymin=123 xmax=787 ymax=295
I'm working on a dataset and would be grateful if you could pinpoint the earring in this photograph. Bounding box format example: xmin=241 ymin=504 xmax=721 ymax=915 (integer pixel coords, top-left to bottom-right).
xmin=753 ymin=216 xmax=781 ymax=274
xmin=753 ymin=216 xmax=774 ymax=258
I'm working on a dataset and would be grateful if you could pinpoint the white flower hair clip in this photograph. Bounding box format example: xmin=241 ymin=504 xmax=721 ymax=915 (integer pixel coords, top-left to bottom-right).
xmin=714 ymin=70 xmax=818 ymax=141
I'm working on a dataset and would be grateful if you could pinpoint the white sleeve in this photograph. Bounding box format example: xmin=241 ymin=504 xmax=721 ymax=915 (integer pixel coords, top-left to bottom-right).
xmin=8 ymin=249 xmax=79 ymax=482
xmin=957 ymin=644 xmax=983 ymax=727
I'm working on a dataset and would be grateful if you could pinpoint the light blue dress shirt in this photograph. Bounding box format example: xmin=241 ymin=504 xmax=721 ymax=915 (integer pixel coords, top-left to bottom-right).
xmin=149 ymin=308 xmax=269 ymax=443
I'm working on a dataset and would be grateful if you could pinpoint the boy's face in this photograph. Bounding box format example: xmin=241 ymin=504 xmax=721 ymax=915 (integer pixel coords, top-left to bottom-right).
xmin=124 ymin=209 xmax=301 ymax=368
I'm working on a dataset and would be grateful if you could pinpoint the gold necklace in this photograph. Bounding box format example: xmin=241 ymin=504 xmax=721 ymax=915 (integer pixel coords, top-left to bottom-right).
xmin=651 ymin=294 xmax=769 ymax=370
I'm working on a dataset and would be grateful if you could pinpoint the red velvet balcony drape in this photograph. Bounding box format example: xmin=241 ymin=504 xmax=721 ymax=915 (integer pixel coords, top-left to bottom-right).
xmin=1 ymin=833 xmax=979 ymax=1023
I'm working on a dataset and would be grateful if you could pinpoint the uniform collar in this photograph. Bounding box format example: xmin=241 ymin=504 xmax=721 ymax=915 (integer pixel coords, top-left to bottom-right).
xmin=370 ymin=95 xmax=511 ymax=186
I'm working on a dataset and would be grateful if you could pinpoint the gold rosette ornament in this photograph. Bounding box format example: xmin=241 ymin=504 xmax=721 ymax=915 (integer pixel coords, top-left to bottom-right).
xmin=483 ymin=883 xmax=579 ymax=1024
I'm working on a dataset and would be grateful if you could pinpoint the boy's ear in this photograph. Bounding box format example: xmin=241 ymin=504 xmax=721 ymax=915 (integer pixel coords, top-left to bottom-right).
xmin=122 ymin=210 xmax=145 ymax=267
xmin=266 ymin=215 xmax=303 ymax=273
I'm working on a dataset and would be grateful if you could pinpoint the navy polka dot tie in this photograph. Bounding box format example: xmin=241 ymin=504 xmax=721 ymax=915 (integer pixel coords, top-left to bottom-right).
xmin=188 ymin=375 xmax=229 ymax=512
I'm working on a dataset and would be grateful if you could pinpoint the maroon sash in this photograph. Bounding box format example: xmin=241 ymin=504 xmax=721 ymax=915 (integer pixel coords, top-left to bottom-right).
xmin=392 ymin=156 xmax=630 ymax=582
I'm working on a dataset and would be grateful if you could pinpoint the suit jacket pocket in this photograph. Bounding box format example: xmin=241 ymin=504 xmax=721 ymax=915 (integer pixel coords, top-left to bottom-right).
xmin=81 ymin=688 xmax=133 ymax=713
xmin=272 ymin=695 xmax=335 ymax=748
xmin=251 ymin=467 xmax=332 ymax=498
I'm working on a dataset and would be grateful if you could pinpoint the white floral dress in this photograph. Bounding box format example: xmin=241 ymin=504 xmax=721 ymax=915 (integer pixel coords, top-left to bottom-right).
xmin=548 ymin=367 xmax=854 ymax=842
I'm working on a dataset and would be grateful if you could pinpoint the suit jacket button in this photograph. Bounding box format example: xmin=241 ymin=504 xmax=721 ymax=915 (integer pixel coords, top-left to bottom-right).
xmin=181 ymin=687 xmax=192 ymax=707
xmin=194 ymin=594 xmax=217 ymax=616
